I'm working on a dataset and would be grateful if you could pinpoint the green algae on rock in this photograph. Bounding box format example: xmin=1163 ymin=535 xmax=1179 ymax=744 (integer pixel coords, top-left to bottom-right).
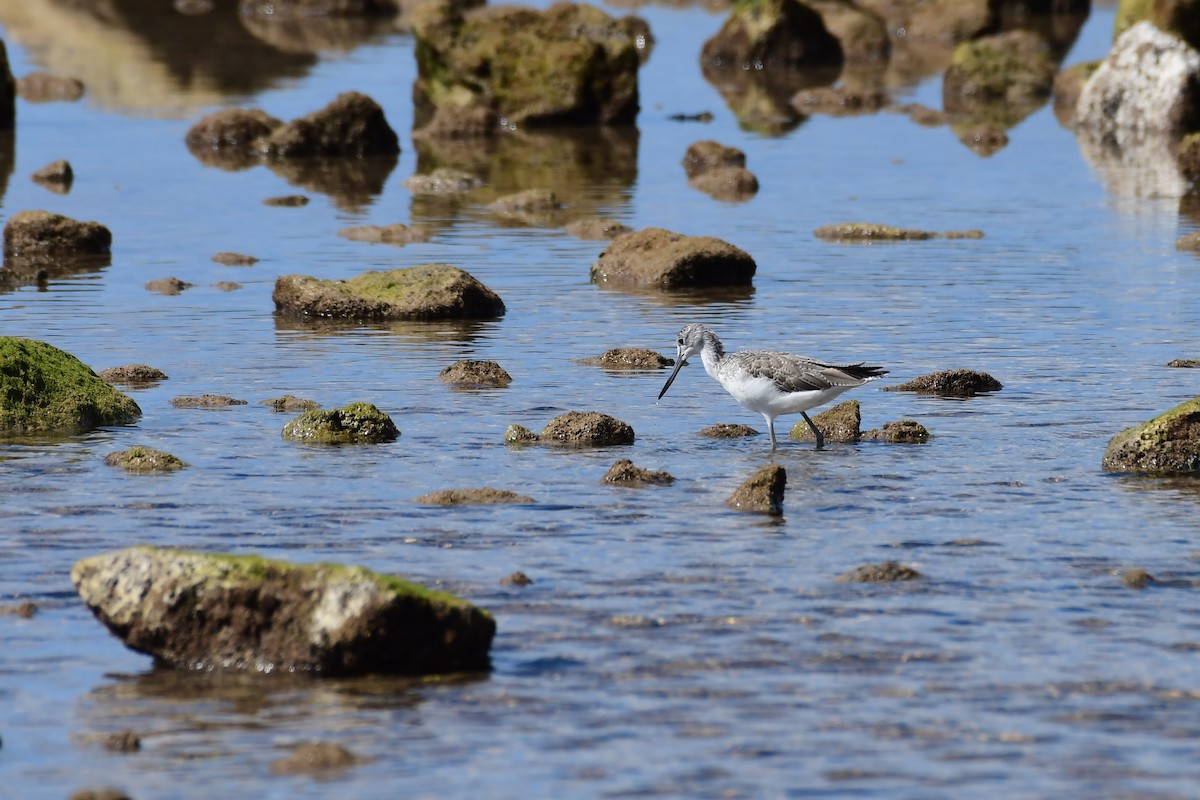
xmin=0 ymin=337 xmax=141 ymax=434
xmin=410 ymin=1 xmax=645 ymax=135
xmin=273 ymin=264 xmax=504 ymax=321
xmin=883 ymin=369 xmax=1002 ymax=397
xmin=789 ymin=399 xmax=860 ymax=442
xmin=942 ymin=30 xmax=1058 ymax=126
xmin=862 ymin=419 xmax=931 ymax=443
xmin=283 ymin=402 xmax=399 ymax=444
xmin=104 ymin=446 xmax=187 ymax=473
xmin=71 ymin=546 xmax=495 ymax=675
xmin=1102 ymin=397 xmax=1200 ymax=474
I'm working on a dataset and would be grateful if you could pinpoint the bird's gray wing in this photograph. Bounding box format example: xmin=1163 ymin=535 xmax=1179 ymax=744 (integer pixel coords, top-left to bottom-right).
xmin=733 ymin=351 xmax=843 ymax=393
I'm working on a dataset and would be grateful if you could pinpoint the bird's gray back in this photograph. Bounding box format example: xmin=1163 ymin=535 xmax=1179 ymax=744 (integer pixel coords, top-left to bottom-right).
xmin=727 ymin=350 xmax=884 ymax=393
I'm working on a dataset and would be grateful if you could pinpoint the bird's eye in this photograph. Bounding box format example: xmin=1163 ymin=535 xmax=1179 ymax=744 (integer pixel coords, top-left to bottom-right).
xmin=677 ymin=338 xmax=684 ymax=346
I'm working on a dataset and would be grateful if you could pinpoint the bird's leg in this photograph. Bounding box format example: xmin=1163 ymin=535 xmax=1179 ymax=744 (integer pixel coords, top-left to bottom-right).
xmin=765 ymin=416 xmax=778 ymax=451
xmin=801 ymin=412 xmax=824 ymax=449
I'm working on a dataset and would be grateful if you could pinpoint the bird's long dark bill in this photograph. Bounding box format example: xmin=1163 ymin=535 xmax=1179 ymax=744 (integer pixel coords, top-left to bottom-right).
xmin=657 ymin=358 xmax=687 ymax=400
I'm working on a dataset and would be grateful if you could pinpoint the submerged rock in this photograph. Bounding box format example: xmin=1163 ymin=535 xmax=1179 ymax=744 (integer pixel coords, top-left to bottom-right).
xmin=884 ymin=369 xmax=1002 ymax=396
xmin=411 ymin=1 xmax=645 ymax=134
xmin=439 ymin=359 xmax=512 ymax=388
xmin=0 ymin=601 xmax=37 ymax=618
xmin=337 ymin=223 xmax=433 ymax=245
xmin=1052 ymin=60 xmax=1100 ymax=127
xmin=488 ymin=188 xmax=563 ymax=226
xmin=577 ymin=348 xmax=672 ymax=370
xmin=102 ymin=732 xmax=141 ymax=753
xmin=0 ymin=338 xmax=140 ymax=434
xmin=862 ymin=419 xmax=931 ymax=443
xmin=212 ymin=251 xmax=258 ymax=266
xmin=591 ymin=227 xmax=756 ymax=290
xmin=727 ymin=464 xmax=786 ymax=515
xmin=403 ymin=168 xmax=482 ymax=195
xmin=788 ymin=399 xmax=860 ymax=442
xmin=104 ymin=446 xmax=187 ymax=473
xmin=1120 ymin=567 xmax=1156 ymax=590
xmin=563 ymin=217 xmax=632 ymax=240
xmin=71 ymin=546 xmax=494 ymax=675
xmin=540 ymin=411 xmax=635 ymax=447
xmin=145 ymin=277 xmax=193 ymax=295
xmin=184 ymin=108 xmax=283 ymax=166
xmin=698 ymin=423 xmax=759 ymax=438
xmin=688 ymin=167 xmax=759 ymax=203
xmin=262 ymin=395 xmax=321 ymax=412
xmin=791 ymin=86 xmax=887 ymax=116
xmin=264 ymin=194 xmax=309 ymax=207
xmin=837 ymin=561 xmax=921 ymax=582
xmin=15 ymin=72 xmax=84 ymax=103
xmin=682 ymin=140 xmax=745 ymax=179
xmin=1167 ymin=358 xmax=1200 ymax=368
xmin=1102 ymin=396 xmax=1200 ymax=474
xmin=602 ymin=458 xmax=675 ymax=486
xmin=814 ymin=222 xmax=936 ymax=241
xmin=3 ymin=210 xmax=111 ymax=265
xmin=269 ymin=741 xmax=365 ymax=776
xmin=283 ymin=402 xmax=399 ymax=444
xmin=170 ymin=394 xmax=247 ymax=408
xmin=414 ymin=488 xmax=534 ymax=504
xmin=98 ymin=365 xmax=168 ymax=387
xmin=500 ymin=571 xmax=533 ymax=587
xmin=273 ymin=264 xmax=505 ymax=321
xmin=1076 ymin=22 xmax=1200 ymax=138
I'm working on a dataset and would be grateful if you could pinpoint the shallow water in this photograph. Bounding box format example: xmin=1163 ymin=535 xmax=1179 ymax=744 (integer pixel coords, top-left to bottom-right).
xmin=3 ymin=1 xmax=1200 ymax=797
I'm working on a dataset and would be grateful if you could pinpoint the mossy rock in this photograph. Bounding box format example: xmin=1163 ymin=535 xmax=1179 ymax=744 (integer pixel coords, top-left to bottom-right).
xmin=601 ymin=458 xmax=675 ymax=486
xmin=789 ymin=399 xmax=860 ymax=442
xmin=1102 ymin=397 xmax=1200 ymax=474
xmin=0 ymin=337 xmax=141 ymax=434
xmin=862 ymin=420 xmax=931 ymax=443
xmin=1115 ymin=0 xmax=1200 ymax=51
xmin=837 ymin=561 xmax=921 ymax=582
xmin=814 ymin=222 xmax=937 ymax=241
xmin=591 ymin=227 xmax=756 ymax=290
xmin=71 ymin=546 xmax=494 ymax=675
xmin=539 ymin=411 xmax=635 ymax=446
xmin=273 ymin=264 xmax=505 ymax=321
xmin=104 ymin=446 xmax=187 ymax=473
xmin=727 ymin=463 xmax=786 ymax=515
xmin=943 ymin=30 xmax=1057 ymax=114
xmin=414 ymin=488 xmax=534 ymax=505
xmin=283 ymin=402 xmax=399 ymax=444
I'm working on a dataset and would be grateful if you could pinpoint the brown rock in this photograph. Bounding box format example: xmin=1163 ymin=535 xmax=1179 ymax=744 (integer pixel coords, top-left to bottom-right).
xmin=688 ymin=167 xmax=759 ymax=202
xmin=282 ymin=402 xmax=398 ymax=444
xmin=563 ymin=217 xmax=632 ymax=240
xmin=170 ymin=394 xmax=248 ymax=408
xmin=15 ymin=72 xmax=83 ymax=103
xmin=31 ymin=160 xmax=73 ymax=193
xmin=415 ymin=488 xmax=534 ymax=504
xmin=1052 ymin=61 xmax=1100 ymax=127
xmin=438 ymin=359 xmax=512 ymax=388
xmin=403 ymin=168 xmax=482 ymax=195
xmin=577 ymin=348 xmax=672 ymax=370
xmin=698 ymin=423 xmax=759 ymax=438
xmin=814 ymin=222 xmax=936 ymax=242
xmin=184 ymin=108 xmax=283 ymax=166
xmin=789 ymin=400 xmax=860 ymax=442
xmin=837 ymin=561 xmax=921 ymax=582
xmin=68 ymin=790 xmax=130 ymax=800
xmin=682 ymin=140 xmax=745 ymax=178
xmin=504 ymin=424 xmax=539 ymax=444
xmin=883 ymin=369 xmax=1002 ymax=396
xmin=337 ymin=223 xmax=433 ymax=245
xmin=500 ymin=571 xmax=533 ymax=587
xmin=862 ymin=419 xmax=931 ymax=443
xmin=273 ymin=264 xmax=505 ymax=321
xmin=104 ymin=447 xmax=187 ymax=473
xmin=264 ymin=194 xmax=309 ymax=207
xmin=701 ymin=0 xmax=842 ymax=73
xmin=540 ymin=411 xmax=635 ymax=446
xmin=103 ymin=732 xmax=141 ymax=753
xmin=98 ymin=365 xmax=168 ymax=386
xmin=791 ymin=87 xmax=886 ymax=116
xmin=488 ymin=188 xmax=563 ymax=225
xmin=1121 ymin=568 xmax=1156 ymax=590
xmin=261 ymin=395 xmax=321 ymax=412
xmin=1167 ymin=358 xmax=1200 ymax=368
xmin=212 ymin=251 xmax=259 ymax=266
xmin=265 ymin=92 xmax=399 ymax=157
xmin=269 ymin=741 xmax=364 ymax=776
xmin=1176 ymin=232 xmax=1200 ymax=251
xmin=591 ymin=227 xmax=756 ymax=290
xmin=213 ymin=281 xmax=242 ymax=291
xmin=943 ymin=30 xmax=1057 ymax=115
xmin=1102 ymin=397 xmax=1200 ymax=474
xmin=3 ymin=211 xmax=111 ymax=264
xmin=0 ymin=601 xmax=37 ymax=618
xmin=145 ymin=277 xmax=193 ymax=295
xmin=601 ymin=458 xmax=675 ymax=486
xmin=726 ymin=464 xmax=786 ymax=515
